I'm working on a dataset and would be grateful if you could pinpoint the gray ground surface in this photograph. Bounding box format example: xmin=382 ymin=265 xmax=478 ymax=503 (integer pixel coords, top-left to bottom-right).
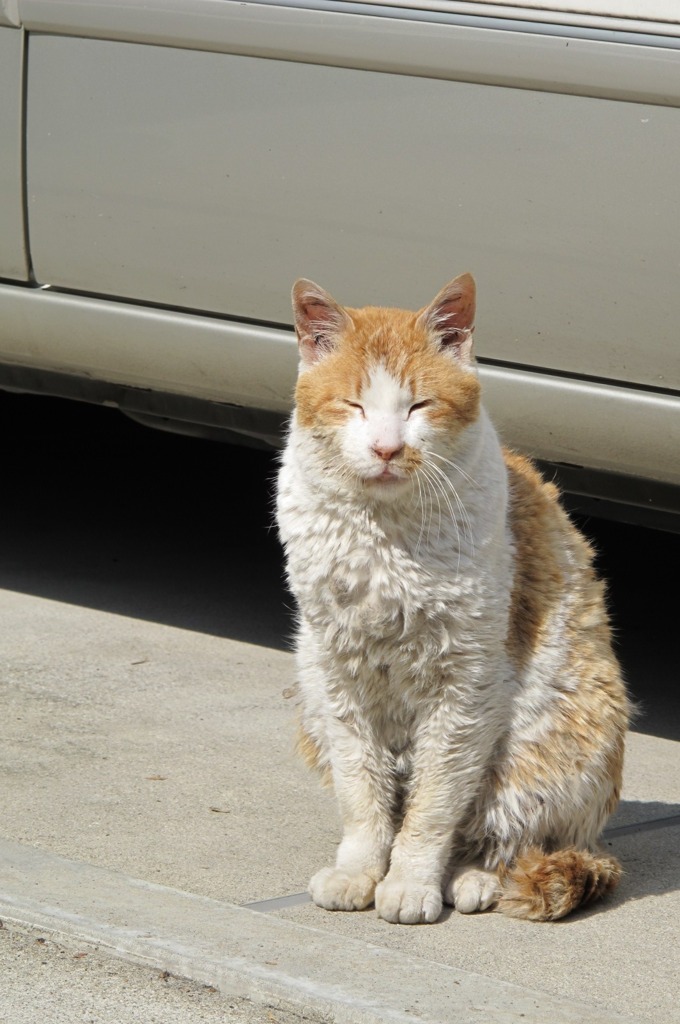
xmin=1 ymin=589 xmax=677 ymax=1022
xmin=0 ymin=923 xmax=319 ymax=1024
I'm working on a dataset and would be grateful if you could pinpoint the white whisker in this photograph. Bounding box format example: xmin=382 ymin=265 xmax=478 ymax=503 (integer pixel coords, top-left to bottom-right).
xmin=418 ymin=463 xmax=463 ymax=572
xmin=414 ymin=467 xmax=426 ymax=555
xmin=427 ymin=460 xmax=474 ymax=549
xmin=424 ymin=449 xmax=479 ymax=490
xmin=417 ymin=454 xmax=476 ymax=567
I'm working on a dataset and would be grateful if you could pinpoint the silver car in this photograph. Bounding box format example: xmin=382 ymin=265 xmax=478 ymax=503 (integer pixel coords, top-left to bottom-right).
xmin=1 ymin=0 xmax=678 ymax=525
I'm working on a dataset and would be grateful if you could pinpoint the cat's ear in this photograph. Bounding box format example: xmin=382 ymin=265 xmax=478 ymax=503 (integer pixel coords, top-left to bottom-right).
xmin=292 ymin=279 xmax=352 ymax=367
xmin=418 ymin=273 xmax=476 ymax=367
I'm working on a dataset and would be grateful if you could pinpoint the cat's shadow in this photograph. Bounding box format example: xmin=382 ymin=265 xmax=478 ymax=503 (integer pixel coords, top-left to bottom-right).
xmin=596 ymin=798 xmax=680 ymax=911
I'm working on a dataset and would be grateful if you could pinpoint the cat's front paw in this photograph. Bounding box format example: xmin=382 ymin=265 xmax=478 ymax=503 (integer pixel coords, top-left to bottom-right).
xmin=444 ymin=865 xmax=500 ymax=914
xmin=309 ymin=867 xmax=376 ymax=911
xmin=375 ymin=876 xmax=443 ymax=924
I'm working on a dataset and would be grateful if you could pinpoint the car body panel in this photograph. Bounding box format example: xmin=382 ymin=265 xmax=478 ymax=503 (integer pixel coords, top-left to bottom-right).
xmin=17 ymin=0 xmax=680 ymax=103
xmin=459 ymin=1 xmax=680 ymax=21
xmin=350 ymin=0 xmax=680 ymax=32
xmin=0 ymin=1 xmax=21 ymax=28
xmin=0 ymin=285 xmax=297 ymax=413
xmin=1 ymin=285 xmax=678 ymax=490
xmin=0 ymin=26 xmax=28 ymax=280
xmin=26 ymin=31 xmax=680 ymax=391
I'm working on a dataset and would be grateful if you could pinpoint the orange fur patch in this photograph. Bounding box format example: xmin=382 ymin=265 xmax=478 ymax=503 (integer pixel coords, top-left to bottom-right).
xmin=295 ymin=305 xmax=480 ymax=436
xmin=296 ymin=720 xmax=333 ymax=787
xmin=498 ymin=848 xmax=622 ymax=921
xmin=497 ymin=450 xmax=629 ymax=844
xmin=504 ymin=449 xmax=565 ymax=669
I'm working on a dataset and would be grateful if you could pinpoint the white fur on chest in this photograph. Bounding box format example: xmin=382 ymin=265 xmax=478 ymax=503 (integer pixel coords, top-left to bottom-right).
xmin=277 ymin=412 xmax=513 ymax=696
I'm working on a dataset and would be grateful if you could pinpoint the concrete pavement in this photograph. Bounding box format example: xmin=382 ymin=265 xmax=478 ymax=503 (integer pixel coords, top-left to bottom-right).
xmin=1 ymin=921 xmax=313 ymax=1024
xmin=1 ymin=586 xmax=678 ymax=1023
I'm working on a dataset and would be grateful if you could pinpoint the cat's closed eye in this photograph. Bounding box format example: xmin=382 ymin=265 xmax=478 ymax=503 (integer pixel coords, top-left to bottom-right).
xmin=343 ymin=400 xmax=365 ymax=418
xmin=408 ymin=400 xmax=432 ymax=417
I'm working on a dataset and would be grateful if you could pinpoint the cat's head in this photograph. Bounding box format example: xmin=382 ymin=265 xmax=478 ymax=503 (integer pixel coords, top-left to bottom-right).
xmin=290 ymin=273 xmax=481 ymax=498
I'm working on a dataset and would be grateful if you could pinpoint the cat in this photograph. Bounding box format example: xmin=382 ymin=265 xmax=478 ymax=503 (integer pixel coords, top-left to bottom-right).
xmin=276 ymin=272 xmax=630 ymax=924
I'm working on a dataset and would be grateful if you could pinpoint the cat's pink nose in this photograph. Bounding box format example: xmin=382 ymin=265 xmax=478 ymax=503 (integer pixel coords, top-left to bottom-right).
xmin=372 ymin=442 xmax=404 ymax=462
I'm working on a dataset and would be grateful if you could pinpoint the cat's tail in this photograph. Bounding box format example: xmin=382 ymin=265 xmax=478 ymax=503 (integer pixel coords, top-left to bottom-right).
xmin=496 ymin=847 xmax=622 ymax=921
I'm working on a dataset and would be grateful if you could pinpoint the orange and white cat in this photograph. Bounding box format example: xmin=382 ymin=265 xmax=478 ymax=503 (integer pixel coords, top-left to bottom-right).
xmin=276 ymin=273 xmax=630 ymax=923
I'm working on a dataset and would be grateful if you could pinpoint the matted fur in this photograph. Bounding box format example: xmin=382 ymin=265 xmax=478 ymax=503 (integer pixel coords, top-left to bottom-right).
xmin=277 ymin=273 xmax=630 ymax=925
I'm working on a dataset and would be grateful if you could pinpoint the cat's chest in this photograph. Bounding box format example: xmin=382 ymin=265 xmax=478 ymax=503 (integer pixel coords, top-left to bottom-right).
xmin=286 ymin=504 xmax=468 ymax=643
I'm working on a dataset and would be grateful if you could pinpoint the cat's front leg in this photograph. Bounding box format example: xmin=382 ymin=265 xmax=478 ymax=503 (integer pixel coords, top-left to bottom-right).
xmin=374 ymin=800 xmax=451 ymax=924
xmin=310 ymin=716 xmax=395 ymax=912
xmin=375 ymin=695 xmax=496 ymax=925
